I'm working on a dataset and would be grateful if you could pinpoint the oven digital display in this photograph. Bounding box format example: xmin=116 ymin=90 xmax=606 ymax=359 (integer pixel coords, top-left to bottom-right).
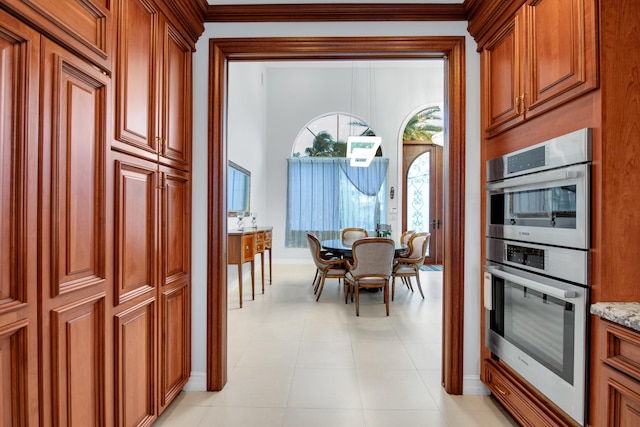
xmin=506 ymin=244 xmax=545 ymax=270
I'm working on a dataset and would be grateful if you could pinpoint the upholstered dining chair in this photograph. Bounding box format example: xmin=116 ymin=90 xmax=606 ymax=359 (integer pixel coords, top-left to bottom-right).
xmin=306 ymin=232 xmax=348 ymax=301
xmin=398 ymin=230 xmax=415 ymax=257
xmin=391 ymin=232 xmax=431 ymax=301
xmin=340 ymin=227 xmax=368 ymax=246
xmin=343 ymin=238 xmax=396 ymax=316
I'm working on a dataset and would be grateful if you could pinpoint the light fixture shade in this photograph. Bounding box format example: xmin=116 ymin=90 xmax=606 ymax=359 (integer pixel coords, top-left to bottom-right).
xmin=346 ymin=136 xmax=381 ymax=167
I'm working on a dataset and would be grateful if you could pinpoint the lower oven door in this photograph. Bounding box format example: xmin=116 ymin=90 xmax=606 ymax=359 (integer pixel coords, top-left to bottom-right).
xmin=484 ymin=263 xmax=587 ymax=425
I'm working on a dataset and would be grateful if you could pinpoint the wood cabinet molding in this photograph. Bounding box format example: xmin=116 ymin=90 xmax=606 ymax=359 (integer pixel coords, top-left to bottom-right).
xmin=465 ymin=0 xmax=525 ymax=50
xmin=205 ymin=2 xmax=466 ymax=23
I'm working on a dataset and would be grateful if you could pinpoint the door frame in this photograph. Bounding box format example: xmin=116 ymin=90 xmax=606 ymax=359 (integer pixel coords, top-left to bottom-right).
xmin=206 ymin=36 xmax=466 ymax=394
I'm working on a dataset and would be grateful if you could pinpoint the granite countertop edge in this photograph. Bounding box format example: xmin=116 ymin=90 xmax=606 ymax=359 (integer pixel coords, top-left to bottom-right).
xmin=591 ymin=302 xmax=640 ymax=332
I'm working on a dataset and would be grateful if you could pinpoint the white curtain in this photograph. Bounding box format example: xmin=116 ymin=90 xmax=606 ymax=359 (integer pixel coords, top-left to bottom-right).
xmin=286 ymin=157 xmax=388 ymax=247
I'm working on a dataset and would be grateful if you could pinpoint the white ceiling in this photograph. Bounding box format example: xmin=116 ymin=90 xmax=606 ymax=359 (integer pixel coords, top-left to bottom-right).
xmin=208 ymin=1 xmax=463 ymax=4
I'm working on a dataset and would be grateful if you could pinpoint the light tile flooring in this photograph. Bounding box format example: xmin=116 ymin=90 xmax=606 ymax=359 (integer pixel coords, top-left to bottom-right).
xmin=155 ymin=264 xmax=518 ymax=427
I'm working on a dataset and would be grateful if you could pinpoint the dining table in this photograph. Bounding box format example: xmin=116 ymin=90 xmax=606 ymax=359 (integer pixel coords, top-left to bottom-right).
xmin=321 ymin=238 xmax=407 ymax=259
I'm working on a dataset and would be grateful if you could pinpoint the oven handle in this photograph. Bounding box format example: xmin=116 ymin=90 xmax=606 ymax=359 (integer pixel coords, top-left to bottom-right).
xmin=485 ymin=168 xmax=581 ymax=191
xmin=484 ymin=265 xmax=578 ymax=299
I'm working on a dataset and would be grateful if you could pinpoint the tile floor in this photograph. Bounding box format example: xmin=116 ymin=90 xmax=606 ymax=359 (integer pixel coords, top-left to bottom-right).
xmin=154 ymin=264 xmax=518 ymax=427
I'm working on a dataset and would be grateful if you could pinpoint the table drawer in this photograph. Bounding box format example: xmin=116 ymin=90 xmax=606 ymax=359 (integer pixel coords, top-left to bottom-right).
xmin=241 ymin=235 xmax=254 ymax=262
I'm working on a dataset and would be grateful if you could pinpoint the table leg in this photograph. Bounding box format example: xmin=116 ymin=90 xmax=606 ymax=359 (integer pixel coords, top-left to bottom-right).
xmin=268 ymin=248 xmax=272 ymax=284
xmin=251 ymin=260 xmax=255 ymax=300
xmin=260 ymin=252 xmax=265 ymax=293
xmin=238 ymin=263 xmax=243 ymax=308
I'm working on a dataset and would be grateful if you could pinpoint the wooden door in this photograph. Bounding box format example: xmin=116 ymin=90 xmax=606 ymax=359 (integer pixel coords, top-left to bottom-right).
xmin=481 ymin=8 xmax=526 ymax=137
xmin=402 ymin=143 xmax=443 ymax=265
xmin=157 ymin=166 xmax=191 ymax=412
xmin=39 ymin=37 xmax=111 ymax=427
xmin=0 ymin=10 xmax=40 ymax=427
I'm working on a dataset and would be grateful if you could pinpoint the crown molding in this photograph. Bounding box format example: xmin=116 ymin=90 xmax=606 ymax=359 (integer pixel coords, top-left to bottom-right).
xmin=205 ymin=3 xmax=467 ymax=22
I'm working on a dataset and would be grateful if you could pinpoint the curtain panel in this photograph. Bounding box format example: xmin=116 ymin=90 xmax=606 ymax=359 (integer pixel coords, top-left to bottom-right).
xmin=286 ymin=157 xmax=389 ymax=247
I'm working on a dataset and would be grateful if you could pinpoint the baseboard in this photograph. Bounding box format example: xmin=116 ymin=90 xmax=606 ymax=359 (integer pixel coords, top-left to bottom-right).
xmin=463 ymin=375 xmax=490 ymax=395
xmin=183 ymin=371 xmax=207 ymax=391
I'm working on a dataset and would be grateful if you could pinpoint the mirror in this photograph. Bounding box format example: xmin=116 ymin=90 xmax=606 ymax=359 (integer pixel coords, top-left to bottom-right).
xmin=228 ymin=160 xmax=250 ymax=216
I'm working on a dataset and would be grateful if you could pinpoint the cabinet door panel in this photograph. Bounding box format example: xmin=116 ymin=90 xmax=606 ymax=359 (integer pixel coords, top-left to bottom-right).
xmin=50 ymin=295 xmax=106 ymax=427
xmin=115 ymin=300 xmax=156 ymax=427
xmin=115 ymin=0 xmax=158 ymax=154
xmin=162 ymin=171 xmax=190 ymax=284
xmin=526 ymin=0 xmax=598 ymax=115
xmin=40 ymin=37 xmax=110 ymax=427
xmin=0 ymin=321 xmax=32 ymax=426
xmin=161 ymin=23 xmax=191 ymax=167
xmin=482 ymin=11 xmax=525 ymax=135
xmin=114 ymin=160 xmax=157 ymax=305
xmin=159 ymin=284 xmax=189 ymax=408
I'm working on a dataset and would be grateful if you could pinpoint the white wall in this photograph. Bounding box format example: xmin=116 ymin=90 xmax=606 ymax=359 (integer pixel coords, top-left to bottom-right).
xmin=190 ymin=21 xmax=483 ymax=395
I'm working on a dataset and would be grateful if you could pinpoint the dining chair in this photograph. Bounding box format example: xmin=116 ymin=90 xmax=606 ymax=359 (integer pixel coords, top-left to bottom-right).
xmin=391 ymin=232 xmax=431 ymax=301
xmin=306 ymin=232 xmax=348 ymax=301
xmin=343 ymin=237 xmax=395 ymax=316
xmin=398 ymin=230 xmax=415 ymax=257
xmin=341 ymin=227 xmax=368 ymax=246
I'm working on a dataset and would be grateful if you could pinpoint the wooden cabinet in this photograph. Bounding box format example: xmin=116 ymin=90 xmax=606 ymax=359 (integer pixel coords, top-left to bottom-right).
xmin=598 ymin=320 xmax=640 ymax=427
xmin=0 ymin=0 xmax=199 ymax=425
xmin=481 ymin=0 xmax=598 ymax=137
xmin=484 ymin=359 xmax=577 ymax=427
xmin=114 ymin=0 xmax=192 ymax=170
xmin=0 ymin=10 xmax=40 ymax=426
xmin=228 ymin=228 xmax=273 ymax=308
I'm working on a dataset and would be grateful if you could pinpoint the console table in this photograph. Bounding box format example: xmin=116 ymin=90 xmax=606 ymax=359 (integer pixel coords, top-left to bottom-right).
xmin=228 ymin=227 xmax=272 ymax=308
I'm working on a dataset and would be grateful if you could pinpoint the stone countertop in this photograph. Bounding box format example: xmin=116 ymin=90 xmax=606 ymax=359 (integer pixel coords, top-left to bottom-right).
xmin=591 ymin=302 xmax=640 ymax=332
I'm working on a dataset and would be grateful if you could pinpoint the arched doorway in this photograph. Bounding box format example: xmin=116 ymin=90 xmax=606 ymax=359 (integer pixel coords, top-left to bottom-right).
xmin=207 ymin=36 xmax=466 ymax=395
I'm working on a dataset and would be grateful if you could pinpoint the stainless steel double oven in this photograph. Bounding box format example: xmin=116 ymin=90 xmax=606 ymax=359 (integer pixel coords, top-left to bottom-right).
xmin=484 ymin=128 xmax=592 ymax=426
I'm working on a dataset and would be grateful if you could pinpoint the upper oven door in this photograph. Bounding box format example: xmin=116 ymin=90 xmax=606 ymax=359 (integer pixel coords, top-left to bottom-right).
xmin=486 ymin=163 xmax=590 ymax=249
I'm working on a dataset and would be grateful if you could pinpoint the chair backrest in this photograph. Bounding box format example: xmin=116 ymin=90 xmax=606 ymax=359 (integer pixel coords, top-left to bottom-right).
xmin=348 ymin=238 xmax=395 ymax=279
xmin=341 ymin=228 xmax=368 ymax=245
xmin=400 ymin=230 xmax=415 ymax=246
xmin=406 ymin=232 xmax=431 ymax=266
xmin=306 ymin=232 xmax=328 ymax=269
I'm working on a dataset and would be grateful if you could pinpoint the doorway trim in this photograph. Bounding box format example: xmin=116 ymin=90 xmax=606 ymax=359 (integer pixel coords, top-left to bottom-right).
xmin=206 ymin=36 xmax=466 ymax=394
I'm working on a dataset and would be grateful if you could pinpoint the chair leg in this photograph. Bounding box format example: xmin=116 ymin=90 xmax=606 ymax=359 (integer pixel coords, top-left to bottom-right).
xmin=384 ymin=282 xmax=389 ymax=316
xmin=316 ymin=275 xmax=327 ymax=301
xmin=391 ymin=276 xmax=396 ymax=301
xmin=355 ymin=283 xmax=360 ymax=316
xmin=414 ymin=269 xmax=425 ymax=299
xmin=312 ymin=270 xmax=319 ymax=287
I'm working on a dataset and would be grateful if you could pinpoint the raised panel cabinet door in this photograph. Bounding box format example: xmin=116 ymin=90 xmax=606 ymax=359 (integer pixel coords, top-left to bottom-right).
xmin=482 ymin=9 xmax=526 ymax=136
xmin=525 ymin=0 xmax=598 ymax=116
xmin=114 ymin=0 xmax=159 ymax=157
xmin=50 ymin=294 xmax=107 ymax=427
xmin=157 ymin=168 xmax=190 ymax=411
xmin=115 ymin=299 xmax=156 ymax=427
xmin=159 ymin=284 xmax=190 ymax=410
xmin=603 ymin=367 xmax=640 ymax=427
xmin=113 ymin=158 xmax=158 ymax=305
xmin=0 ymin=10 xmax=40 ymax=427
xmin=0 ymin=0 xmax=112 ymax=70
xmin=39 ymin=37 xmax=110 ymax=426
xmin=159 ymin=19 xmax=192 ymax=168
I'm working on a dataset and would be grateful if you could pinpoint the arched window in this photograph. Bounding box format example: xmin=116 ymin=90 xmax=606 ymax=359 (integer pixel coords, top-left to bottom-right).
xmin=286 ymin=113 xmax=388 ymax=247
xmin=292 ymin=112 xmax=381 ymax=157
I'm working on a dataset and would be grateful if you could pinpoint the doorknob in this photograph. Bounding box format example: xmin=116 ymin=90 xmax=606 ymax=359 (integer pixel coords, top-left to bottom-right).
xmin=431 ymin=219 xmax=441 ymax=229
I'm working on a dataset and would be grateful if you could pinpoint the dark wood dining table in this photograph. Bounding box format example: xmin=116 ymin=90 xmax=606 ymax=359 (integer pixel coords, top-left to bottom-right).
xmin=321 ymin=238 xmax=407 ymax=259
